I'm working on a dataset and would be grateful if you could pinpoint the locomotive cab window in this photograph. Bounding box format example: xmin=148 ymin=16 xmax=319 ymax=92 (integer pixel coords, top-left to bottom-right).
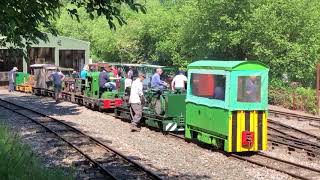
xmin=191 ymin=73 xmax=226 ymax=101
xmin=237 ymin=76 xmax=261 ymax=102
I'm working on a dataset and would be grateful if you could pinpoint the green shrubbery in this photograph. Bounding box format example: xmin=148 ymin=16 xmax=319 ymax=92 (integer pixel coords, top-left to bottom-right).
xmin=0 ymin=125 xmax=73 ymax=179
xmin=269 ymin=79 xmax=317 ymax=114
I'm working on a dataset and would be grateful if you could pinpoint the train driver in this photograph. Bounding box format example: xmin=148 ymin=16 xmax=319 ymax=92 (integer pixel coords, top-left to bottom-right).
xmin=151 ymin=68 xmax=167 ymax=91
xmin=245 ymin=76 xmax=258 ymax=102
xmin=99 ymin=67 xmax=116 ymax=93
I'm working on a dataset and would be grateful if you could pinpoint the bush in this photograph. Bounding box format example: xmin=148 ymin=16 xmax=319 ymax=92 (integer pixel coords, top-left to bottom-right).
xmin=0 ymin=124 xmax=74 ymax=179
xmin=269 ymin=85 xmax=317 ymax=115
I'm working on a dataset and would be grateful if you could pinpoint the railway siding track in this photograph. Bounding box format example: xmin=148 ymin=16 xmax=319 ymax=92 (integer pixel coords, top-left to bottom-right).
xmin=269 ymin=109 xmax=320 ymax=125
xmin=168 ymin=132 xmax=320 ymax=180
xmin=268 ymin=134 xmax=320 ymax=156
xmin=232 ymin=153 xmax=320 ymax=180
xmin=0 ymin=98 xmax=162 ymax=180
xmin=267 ymin=117 xmax=320 ymax=156
xmin=268 ymin=119 xmax=320 ymax=141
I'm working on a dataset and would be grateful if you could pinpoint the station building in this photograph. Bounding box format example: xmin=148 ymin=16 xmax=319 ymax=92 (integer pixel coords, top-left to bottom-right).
xmin=0 ymin=34 xmax=91 ymax=74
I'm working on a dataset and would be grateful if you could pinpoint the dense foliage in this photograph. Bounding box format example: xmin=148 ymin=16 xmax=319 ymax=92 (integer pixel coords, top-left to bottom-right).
xmin=0 ymin=0 xmax=145 ymax=48
xmin=54 ymin=0 xmax=320 ymax=87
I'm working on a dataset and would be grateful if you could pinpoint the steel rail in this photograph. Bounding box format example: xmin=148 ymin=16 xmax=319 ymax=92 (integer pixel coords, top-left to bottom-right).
xmin=166 ymin=132 xmax=320 ymax=180
xmin=269 ymin=109 xmax=320 ymax=122
xmin=232 ymin=153 xmax=320 ymax=180
xmin=268 ymin=119 xmax=320 ymax=140
xmin=0 ymin=100 xmax=117 ymax=179
xmin=0 ymin=98 xmax=163 ymax=180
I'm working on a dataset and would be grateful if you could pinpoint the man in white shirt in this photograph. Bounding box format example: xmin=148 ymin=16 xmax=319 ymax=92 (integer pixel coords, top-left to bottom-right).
xmin=125 ymin=76 xmax=133 ymax=89
xmin=171 ymin=71 xmax=187 ymax=91
xmin=129 ymin=73 xmax=145 ymax=132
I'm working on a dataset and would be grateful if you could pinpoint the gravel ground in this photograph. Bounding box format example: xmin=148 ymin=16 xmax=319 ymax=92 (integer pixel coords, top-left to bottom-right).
xmin=265 ymin=144 xmax=320 ymax=170
xmin=0 ymin=89 xmax=294 ymax=179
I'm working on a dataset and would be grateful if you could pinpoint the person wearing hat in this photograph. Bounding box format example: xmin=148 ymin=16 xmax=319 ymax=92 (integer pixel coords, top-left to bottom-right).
xmin=8 ymin=67 xmax=18 ymax=92
xmin=129 ymin=73 xmax=146 ymax=132
xmin=80 ymin=65 xmax=89 ymax=79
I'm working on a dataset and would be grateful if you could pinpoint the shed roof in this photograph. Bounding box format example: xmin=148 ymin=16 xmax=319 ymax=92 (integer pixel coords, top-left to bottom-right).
xmin=188 ymin=60 xmax=268 ymax=70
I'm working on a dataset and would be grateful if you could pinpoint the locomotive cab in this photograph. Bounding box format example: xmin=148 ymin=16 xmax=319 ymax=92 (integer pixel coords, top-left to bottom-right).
xmin=83 ymin=72 xmax=122 ymax=110
xmin=185 ymin=60 xmax=269 ymax=152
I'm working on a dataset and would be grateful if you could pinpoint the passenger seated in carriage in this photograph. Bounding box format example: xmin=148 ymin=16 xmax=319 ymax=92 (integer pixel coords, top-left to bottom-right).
xmin=99 ymin=66 xmax=116 ymax=94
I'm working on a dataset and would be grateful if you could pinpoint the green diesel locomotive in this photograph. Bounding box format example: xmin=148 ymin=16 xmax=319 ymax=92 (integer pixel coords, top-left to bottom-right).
xmin=116 ymin=60 xmax=269 ymax=153
xmin=185 ymin=60 xmax=268 ymax=152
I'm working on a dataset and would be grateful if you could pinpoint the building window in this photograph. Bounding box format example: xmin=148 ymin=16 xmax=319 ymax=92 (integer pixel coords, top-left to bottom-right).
xmin=0 ymin=49 xmax=23 ymax=72
xmin=191 ymin=73 xmax=226 ymax=101
xmin=237 ymin=76 xmax=261 ymax=102
xmin=59 ymin=50 xmax=85 ymax=72
xmin=28 ymin=48 xmax=55 ymax=73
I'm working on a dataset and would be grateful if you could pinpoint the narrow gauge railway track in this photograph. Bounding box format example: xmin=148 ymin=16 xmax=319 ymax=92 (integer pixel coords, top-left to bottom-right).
xmin=112 ymin=110 xmax=320 ymax=156
xmin=232 ymin=153 xmax=320 ymax=180
xmin=268 ymin=119 xmax=320 ymax=141
xmin=168 ymin=133 xmax=320 ymax=180
xmin=0 ymin=98 xmax=162 ymax=180
xmin=269 ymin=109 xmax=320 ymax=127
xmin=268 ymin=133 xmax=320 ymax=156
xmin=268 ymin=119 xmax=320 ymax=152
xmin=268 ymin=119 xmax=320 ymax=156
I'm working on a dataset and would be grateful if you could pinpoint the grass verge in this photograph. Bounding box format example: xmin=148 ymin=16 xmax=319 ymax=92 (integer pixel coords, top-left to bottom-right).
xmin=0 ymin=124 xmax=74 ymax=179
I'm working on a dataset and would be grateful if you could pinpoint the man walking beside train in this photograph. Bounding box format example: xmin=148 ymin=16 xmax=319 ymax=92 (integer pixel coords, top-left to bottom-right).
xmin=129 ymin=73 xmax=146 ymax=132
xmin=50 ymin=68 xmax=65 ymax=103
xmin=8 ymin=67 xmax=18 ymax=92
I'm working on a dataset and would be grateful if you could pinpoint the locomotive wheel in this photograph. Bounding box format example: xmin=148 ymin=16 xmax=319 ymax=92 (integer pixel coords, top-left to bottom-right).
xmin=155 ymin=99 xmax=164 ymax=116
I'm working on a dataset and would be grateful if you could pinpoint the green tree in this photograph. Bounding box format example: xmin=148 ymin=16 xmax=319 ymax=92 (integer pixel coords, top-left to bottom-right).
xmin=181 ymin=0 xmax=320 ymax=86
xmin=0 ymin=0 xmax=145 ymax=48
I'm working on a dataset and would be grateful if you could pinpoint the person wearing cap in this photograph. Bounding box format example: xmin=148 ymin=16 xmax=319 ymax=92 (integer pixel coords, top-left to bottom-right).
xmin=171 ymin=71 xmax=187 ymax=91
xmin=50 ymin=68 xmax=65 ymax=103
xmin=129 ymin=73 xmax=146 ymax=132
xmin=8 ymin=67 xmax=18 ymax=92
xmin=80 ymin=65 xmax=89 ymax=79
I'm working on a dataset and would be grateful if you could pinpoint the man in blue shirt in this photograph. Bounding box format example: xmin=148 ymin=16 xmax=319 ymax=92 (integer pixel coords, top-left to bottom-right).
xmin=50 ymin=68 xmax=65 ymax=103
xmin=151 ymin=68 xmax=167 ymax=90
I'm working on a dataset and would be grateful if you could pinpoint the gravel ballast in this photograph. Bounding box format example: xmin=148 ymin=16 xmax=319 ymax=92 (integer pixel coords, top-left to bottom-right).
xmin=0 ymin=90 xmax=295 ymax=179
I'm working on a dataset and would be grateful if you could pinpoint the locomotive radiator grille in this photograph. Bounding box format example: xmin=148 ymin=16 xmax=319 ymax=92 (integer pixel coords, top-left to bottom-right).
xmin=228 ymin=110 xmax=267 ymax=152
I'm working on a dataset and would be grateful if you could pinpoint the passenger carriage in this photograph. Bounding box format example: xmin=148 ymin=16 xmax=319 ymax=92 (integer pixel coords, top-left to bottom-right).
xmin=185 ymin=60 xmax=269 ymax=152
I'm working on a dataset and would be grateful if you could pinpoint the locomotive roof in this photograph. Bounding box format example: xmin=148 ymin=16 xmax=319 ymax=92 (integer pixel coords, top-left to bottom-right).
xmin=188 ymin=60 xmax=268 ymax=70
xmin=30 ymin=64 xmax=73 ymax=71
xmin=30 ymin=64 xmax=56 ymax=68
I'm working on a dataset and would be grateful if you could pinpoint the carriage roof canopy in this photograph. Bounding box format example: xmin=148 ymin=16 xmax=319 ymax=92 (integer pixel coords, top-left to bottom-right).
xmin=188 ymin=60 xmax=268 ymax=71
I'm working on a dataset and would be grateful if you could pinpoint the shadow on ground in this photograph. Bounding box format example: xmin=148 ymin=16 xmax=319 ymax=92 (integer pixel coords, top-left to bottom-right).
xmin=0 ymin=105 xmax=211 ymax=179
xmin=1 ymin=93 xmax=81 ymax=116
